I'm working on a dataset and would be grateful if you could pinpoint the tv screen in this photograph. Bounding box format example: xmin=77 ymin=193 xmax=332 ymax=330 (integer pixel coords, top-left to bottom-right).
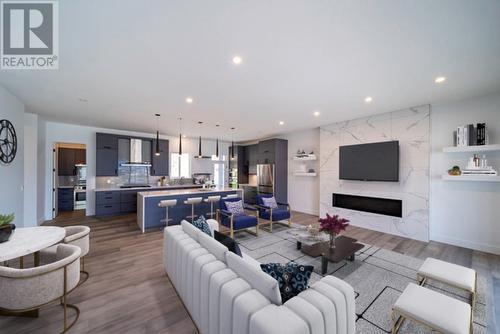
xmin=339 ymin=141 xmax=399 ymax=182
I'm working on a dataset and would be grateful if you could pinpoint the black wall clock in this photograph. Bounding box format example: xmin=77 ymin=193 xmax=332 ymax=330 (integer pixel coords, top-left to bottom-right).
xmin=0 ymin=119 xmax=17 ymax=164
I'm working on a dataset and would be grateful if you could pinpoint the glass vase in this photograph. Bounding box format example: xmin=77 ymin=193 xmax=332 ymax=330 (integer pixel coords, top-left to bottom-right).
xmin=329 ymin=233 xmax=337 ymax=249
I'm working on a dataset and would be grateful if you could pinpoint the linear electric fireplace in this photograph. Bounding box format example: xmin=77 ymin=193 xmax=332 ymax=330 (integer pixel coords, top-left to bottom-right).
xmin=332 ymin=193 xmax=402 ymax=218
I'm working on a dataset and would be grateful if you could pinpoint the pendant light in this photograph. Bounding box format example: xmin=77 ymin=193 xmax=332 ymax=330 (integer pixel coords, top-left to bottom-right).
xmin=154 ymin=114 xmax=161 ymax=156
xmin=195 ymin=121 xmax=203 ymax=159
xmin=215 ymin=138 xmax=219 ymax=158
xmin=230 ymin=127 xmax=235 ymax=159
xmin=178 ymin=117 xmax=183 ymax=155
xmin=197 ymin=136 xmax=202 ymax=158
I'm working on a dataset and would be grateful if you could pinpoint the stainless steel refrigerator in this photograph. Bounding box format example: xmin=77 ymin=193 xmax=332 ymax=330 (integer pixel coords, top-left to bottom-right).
xmin=257 ymin=164 xmax=274 ymax=195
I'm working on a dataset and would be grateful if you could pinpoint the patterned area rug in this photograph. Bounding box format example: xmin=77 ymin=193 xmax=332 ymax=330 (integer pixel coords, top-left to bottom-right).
xmin=233 ymin=224 xmax=488 ymax=334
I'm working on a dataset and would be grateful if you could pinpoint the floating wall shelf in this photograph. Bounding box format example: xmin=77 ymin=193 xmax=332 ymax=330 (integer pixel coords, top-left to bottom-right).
xmin=441 ymin=175 xmax=500 ymax=182
xmin=442 ymin=144 xmax=500 ymax=153
xmin=293 ymin=172 xmax=317 ymax=177
xmin=293 ymin=155 xmax=317 ymax=161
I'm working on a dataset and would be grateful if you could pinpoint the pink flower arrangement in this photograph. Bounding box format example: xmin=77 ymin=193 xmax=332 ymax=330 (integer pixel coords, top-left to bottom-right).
xmin=318 ymin=213 xmax=350 ymax=235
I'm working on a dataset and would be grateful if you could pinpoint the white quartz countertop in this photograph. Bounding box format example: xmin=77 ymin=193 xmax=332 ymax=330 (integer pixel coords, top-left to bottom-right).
xmin=138 ymin=187 xmax=241 ymax=198
xmin=95 ymin=184 xmax=203 ymax=192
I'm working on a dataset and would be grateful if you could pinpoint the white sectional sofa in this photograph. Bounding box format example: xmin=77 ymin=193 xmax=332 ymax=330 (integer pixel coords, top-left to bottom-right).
xmin=163 ymin=219 xmax=356 ymax=334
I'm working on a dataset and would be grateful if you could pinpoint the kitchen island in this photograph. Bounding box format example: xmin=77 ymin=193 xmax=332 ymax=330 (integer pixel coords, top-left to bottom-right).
xmin=137 ymin=187 xmax=243 ymax=232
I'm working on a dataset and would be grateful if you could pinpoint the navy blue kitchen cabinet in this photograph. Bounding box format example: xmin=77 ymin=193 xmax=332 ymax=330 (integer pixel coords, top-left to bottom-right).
xmin=96 ymin=133 xmax=118 ymax=176
xmin=95 ymin=190 xmax=121 ymax=216
xmin=151 ymin=139 xmax=169 ymax=176
xmin=58 ymin=188 xmax=74 ymax=211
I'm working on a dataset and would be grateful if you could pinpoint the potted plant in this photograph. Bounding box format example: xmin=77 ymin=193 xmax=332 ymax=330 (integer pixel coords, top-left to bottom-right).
xmin=0 ymin=213 xmax=16 ymax=243
xmin=318 ymin=213 xmax=349 ymax=249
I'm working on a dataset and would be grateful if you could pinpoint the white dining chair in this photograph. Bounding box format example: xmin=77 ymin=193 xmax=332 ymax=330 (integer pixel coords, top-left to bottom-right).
xmin=40 ymin=225 xmax=90 ymax=283
xmin=0 ymin=244 xmax=81 ymax=333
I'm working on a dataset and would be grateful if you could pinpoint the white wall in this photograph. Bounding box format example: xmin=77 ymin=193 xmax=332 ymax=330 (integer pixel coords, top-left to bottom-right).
xmin=279 ymin=129 xmax=320 ymax=215
xmin=0 ymin=85 xmax=25 ymax=227
xmin=430 ymin=92 xmax=500 ymax=254
xmin=40 ymin=121 xmax=231 ymax=220
xmin=23 ymin=113 xmax=38 ymax=227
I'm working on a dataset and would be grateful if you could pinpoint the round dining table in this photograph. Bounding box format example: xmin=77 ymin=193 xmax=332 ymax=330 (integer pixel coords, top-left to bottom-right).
xmin=0 ymin=226 xmax=66 ymax=264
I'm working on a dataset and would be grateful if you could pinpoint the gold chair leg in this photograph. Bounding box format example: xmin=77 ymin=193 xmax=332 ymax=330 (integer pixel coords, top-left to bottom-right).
xmin=79 ymin=257 xmax=89 ymax=285
xmin=391 ymin=310 xmax=404 ymax=334
xmin=19 ymin=256 xmax=24 ymax=269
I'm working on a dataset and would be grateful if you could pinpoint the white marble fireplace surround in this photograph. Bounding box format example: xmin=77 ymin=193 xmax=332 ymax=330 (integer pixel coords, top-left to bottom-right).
xmin=319 ymin=105 xmax=430 ymax=242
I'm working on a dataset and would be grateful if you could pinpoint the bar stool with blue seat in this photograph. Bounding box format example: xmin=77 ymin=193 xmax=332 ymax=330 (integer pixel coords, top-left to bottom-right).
xmin=203 ymin=195 xmax=221 ymax=221
xmin=218 ymin=197 xmax=259 ymax=238
xmin=184 ymin=197 xmax=203 ymax=223
xmin=158 ymin=199 xmax=177 ymax=227
xmin=256 ymin=194 xmax=291 ymax=232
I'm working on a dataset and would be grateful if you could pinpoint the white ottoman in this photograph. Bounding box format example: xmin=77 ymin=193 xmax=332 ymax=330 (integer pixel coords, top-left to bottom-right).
xmin=392 ymin=283 xmax=472 ymax=334
xmin=417 ymin=258 xmax=477 ymax=308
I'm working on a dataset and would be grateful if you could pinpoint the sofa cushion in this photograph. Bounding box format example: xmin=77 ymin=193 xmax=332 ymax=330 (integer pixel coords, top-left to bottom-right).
xmin=214 ymin=230 xmax=242 ymax=257
xmin=198 ymin=229 xmax=228 ymax=262
xmin=259 ymin=209 xmax=291 ymax=221
xmin=181 ymin=220 xmax=201 ymax=241
xmin=226 ymin=251 xmax=282 ymax=305
xmin=260 ymin=262 xmax=313 ymax=303
xmin=192 ymin=215 xmax=212 ymax=236
xmin=221 ymin=214 xmax=258 ymax=230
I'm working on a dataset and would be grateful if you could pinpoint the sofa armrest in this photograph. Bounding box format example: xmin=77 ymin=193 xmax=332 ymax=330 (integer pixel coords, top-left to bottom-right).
xmin=206 ymin=219 xmax=219 ymax=236
xmin=250 ymin=304 xmax=309 ymax=334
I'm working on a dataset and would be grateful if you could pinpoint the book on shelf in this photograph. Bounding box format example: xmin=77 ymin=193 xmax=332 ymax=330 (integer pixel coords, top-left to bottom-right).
xmin=455 ymin=123 xmax=487 ymax=147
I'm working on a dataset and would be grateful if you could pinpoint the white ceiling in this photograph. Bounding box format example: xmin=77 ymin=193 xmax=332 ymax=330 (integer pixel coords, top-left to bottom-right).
xmin=1 ymin=0 xmax=500 ymax=141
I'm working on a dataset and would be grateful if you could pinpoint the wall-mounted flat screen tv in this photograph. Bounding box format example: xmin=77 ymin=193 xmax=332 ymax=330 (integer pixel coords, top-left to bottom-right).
xmin=339 ymin=140 xmax=399 ymax=182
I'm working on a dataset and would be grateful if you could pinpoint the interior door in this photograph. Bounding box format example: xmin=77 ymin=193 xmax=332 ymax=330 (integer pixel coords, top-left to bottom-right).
xmin=52 ymin=145 xmax=58 ymax=218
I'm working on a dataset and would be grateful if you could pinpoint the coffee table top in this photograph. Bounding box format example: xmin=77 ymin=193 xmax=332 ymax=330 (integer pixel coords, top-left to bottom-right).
xmin=300 ymin=236 xmax=364 ymax=263
xmin=288 ymin=226 xmax=329 ymax=245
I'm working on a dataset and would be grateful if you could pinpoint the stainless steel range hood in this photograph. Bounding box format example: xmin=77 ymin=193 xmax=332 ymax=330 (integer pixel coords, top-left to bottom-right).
xmin=120 ymin=138 xmax=152 ymax=167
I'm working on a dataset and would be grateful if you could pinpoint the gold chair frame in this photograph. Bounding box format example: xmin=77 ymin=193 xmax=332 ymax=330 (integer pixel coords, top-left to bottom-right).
xmin=256 ymin=203 xmax=292 ymax=233
xmin=0 ymin=257 xmax=81 ymax=334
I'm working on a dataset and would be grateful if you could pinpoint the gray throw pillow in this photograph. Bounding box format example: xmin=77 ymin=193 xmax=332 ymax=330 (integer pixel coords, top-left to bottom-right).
xmin=262 ymin=196 xmax=278 ymax=209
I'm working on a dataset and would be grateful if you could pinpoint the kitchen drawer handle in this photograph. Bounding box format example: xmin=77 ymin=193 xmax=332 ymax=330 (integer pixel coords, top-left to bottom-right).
xmin=103 ymin=146 xmax=112 ymax=149
xmin=104 ymin=205 xmax=113 ymax=208
xmin=105 ymin=196 xmax=113 ymax=200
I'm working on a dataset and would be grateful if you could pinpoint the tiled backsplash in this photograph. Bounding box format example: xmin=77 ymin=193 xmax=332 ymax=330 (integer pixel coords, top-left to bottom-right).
xmin=96 ymin=166 xmax=194 ymax=189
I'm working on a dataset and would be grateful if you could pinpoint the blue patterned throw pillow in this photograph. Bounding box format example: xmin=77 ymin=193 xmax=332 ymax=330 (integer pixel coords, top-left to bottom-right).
xmin=191 ymin=215 xmax=212 ymax=236
xmin=260 ymin=262 xmax=314 ymax=303
xmin=225 ymin=200 xmax=245 ymax=215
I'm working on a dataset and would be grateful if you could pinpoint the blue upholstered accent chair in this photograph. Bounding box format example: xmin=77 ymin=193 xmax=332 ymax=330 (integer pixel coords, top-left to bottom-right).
xmin=218 ymin=197 xmax=259 ymax=238
xmin=256 ymin=194 xmax=291 ymax=232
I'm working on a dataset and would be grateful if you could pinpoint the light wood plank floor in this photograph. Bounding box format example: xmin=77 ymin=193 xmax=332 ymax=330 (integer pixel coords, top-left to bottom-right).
xmin=1 ymin=210 xmax=499 ymax=333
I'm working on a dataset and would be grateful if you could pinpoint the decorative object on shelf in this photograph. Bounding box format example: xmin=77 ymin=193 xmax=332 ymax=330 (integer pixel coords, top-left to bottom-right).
xmin=447 ymin=166 xmax=461 ymax=176
xmin=306 ymin=223 xmax=321 ymax=237
xmin=318 ymin=213 xmax=349 ymax=249
xmin=455 ymin=123 xmax=488 ymax=147
xmin=461 ymin=154 xmax=498 ymax=176
xmin=0 ymin=213 xmax=16 ymax=243
xmin=0 ymin=119 xmax=17 ymax=164
xmin=154 ymin=114 xmax=161 ymax=156
xmin=308 ymin=168 xmax=315 ymax=173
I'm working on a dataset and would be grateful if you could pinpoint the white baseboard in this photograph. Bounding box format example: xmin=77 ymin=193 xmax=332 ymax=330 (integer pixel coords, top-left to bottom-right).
xmin=431 ymin=233 xmax=500 ymax=255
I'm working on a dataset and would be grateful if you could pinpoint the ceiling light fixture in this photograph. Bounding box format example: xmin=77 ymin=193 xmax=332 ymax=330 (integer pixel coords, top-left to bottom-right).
xmin=364 ymin=96 xmax=373 ymax=103
xmin=435 ymin=76 xmax=446 ymax=83
xmin=186 ymin=97 xmax=193 ymax=104
xmin=313 ymin=111 xmax=320 ymax=117
xmin=154 ymin=113 xmax=161 ymax=156
xmin=232 ymin=56 xmax=242 ymax=65
xmin=279 ymin=121 xmax=284 ymax=125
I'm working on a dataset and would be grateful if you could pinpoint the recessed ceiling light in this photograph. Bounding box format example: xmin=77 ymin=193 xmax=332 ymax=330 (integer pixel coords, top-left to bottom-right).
xmin=78 ymin=97 xmax=88 ymax=103
xmin=364 ymin=96 xmax=373 ymax=103
xmin=182 ymin=134 xmax=187 ymax=138
xmin=435 ymin=76 xmax=446 ymax=83
xmin=232 ymin=56 xmax=242 ymax=65
xmin=279 ymin=121 xmax=285 ymax=125
xmin=185 ymin=97 xmax=193 ymax=104
xmin=313 ymin=111 xmax=320 ymax=117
